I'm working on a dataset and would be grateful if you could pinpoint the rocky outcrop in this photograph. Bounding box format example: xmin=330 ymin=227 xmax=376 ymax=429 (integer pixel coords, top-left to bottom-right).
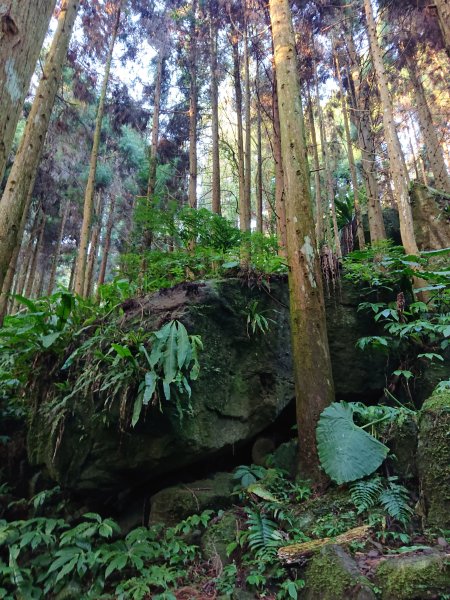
xmin=27 ymin=278 xmax=389 ymax=496
xmin=411 ymin=183 xmax=450 ymax=251
xmin=417 ymin=388 xmax=450 ymax=528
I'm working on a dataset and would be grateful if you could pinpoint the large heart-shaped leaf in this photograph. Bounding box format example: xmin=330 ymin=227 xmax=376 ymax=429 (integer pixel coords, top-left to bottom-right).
xmin=316 ymin=402 xmax=389 ymax=485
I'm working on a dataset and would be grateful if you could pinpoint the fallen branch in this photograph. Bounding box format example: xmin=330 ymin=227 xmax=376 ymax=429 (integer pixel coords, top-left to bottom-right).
xmin=278 ymin=525 xmax=371 ymax=564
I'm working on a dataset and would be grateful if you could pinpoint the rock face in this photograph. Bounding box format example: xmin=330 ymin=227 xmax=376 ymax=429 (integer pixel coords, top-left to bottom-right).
xmin=417 ymin=388 xmax=450 ymax=528
xmin=411 ymin=183 xmax=450 ymax=250
xmin=28 ymin=279 xmax=388 ymax=496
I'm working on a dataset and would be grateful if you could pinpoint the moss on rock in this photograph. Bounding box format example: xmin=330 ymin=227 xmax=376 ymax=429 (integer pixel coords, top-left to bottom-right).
xmin=201 ymin=510 xmax=239 ymax=566
xmin=304 ymin=545 xmax=376 ymax=600
xmin=417 ymin=388 xmax=450 ymax=528
xmin=375 ymin=551 xmax=450 ymax=600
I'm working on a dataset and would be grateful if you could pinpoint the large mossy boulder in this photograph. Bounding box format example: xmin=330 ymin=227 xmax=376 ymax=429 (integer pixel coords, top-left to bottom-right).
xmin=28 ymin=279 xmax=387 ymax=496
xmin=417 ymin=388 xmax=450 ymax=528
xmin=375 ymin=551 xmax=450 ymax=600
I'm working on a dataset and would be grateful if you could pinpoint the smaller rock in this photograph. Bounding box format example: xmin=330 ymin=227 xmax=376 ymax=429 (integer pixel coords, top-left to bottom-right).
xmin=270 ymin=439 xmax=297 ymax=477
xmin=437 ymin=537 xmax=448 ymax=548
xmin=201 ymin=510 xmax=239 ymax=567
xmin=149 ymin=472 xmax=235 ymax=526
xmin=375 ymin=551 xmax=450 ymax=600
xmin=304 ymin=544 xmax=376 ymax=600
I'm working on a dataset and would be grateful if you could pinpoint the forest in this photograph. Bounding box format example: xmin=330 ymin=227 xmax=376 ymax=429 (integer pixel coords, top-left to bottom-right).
xmin=0 ymin=0 xmax=449 ymax=598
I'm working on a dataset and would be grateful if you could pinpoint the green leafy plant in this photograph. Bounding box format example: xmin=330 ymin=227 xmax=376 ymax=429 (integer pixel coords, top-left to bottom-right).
xmin=244 ymin=300 xmax=276 ymax=336
xmin=350 ymin=476 xmax=413 ymax=524
xmin=316 ymin=402 xmax=389 ymax=484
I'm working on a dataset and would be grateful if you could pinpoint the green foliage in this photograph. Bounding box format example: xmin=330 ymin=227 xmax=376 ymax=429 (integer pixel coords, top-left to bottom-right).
xmin=350 ymin=476 xmax=413 ymax=525
xmin=244 ymin=300 xmax=276 ymax=336
xmin=0 ymin=511 xmax=212 ymax=599
xmin=316 ymin=402 xmax=389 ymax=485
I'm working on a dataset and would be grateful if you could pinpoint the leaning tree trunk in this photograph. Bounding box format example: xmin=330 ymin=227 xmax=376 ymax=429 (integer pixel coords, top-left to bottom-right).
xmin=0 ymin=187 xmax=33 ymax=324
xmin=435 ymin=0 xmax=450 ymax=57
xmin=11 ymin=207 xmax=41 ymax=311
xmin=335 ymin=51 xmax=365 ymax=249
xmin=0 ymin=0 xmax=80 ymax=292
xmin=269 ymin=0 xmax=335 ymax=484
xmin=405 ymin=50 xmax=450 ymax=195
xmin=209 ymin=0 xmax=221 ymax=215
xmin=364 ymin=0 xmax=419 ymax=256
xmin=188 ymin=0 xmax=199 ymax=210
xmin=84 ymin=191 xmax=105 ymax=298
xmin=0 ymin=0 xmax=56 ymax=182
xmin=74 ymin=0 xmax=124 ymax=296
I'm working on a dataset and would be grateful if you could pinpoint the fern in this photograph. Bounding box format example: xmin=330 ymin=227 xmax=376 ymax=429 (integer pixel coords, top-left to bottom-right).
xmin=350 ymin=477 xmax=384 ymax=513
xmin=244 ymin=508 xmax=280 ymax=558
xmin=379 ymin=479 xmax=414 ymax=524
xmin=350 ymin=476 xmax=413 ymax=524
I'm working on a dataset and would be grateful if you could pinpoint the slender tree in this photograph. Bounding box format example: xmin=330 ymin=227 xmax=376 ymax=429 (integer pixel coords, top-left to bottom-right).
xmin=209 ymin=0 xmax=221 ymax=214
xmin=0 ymin=0 xmax=56 ymax=182
xmin=269 ymin=0 xmax=335 ymax=483
xmin=364 ymin=0 xmax=419 ymax=256
xmin=0 ymin=0 xmax=80 ymax=291
xmin=74 ymin=0 xmax=125 ymax=296
xmin=435 ymin=0 xmax=450 ymax=56
xmin=188 ymin=0 xmax=199 ymax=209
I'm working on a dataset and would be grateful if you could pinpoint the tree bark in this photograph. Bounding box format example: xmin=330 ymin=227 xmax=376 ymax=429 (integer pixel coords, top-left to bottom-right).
xmin=147 ymin=52 xmax=165 ymax=201
xmin=364 ymin=0 xmax=419 ymax=256
xmin=84 ymin=191 xmax=104 ymax=298
xmin=272 ymin=68 xmax=287 ymax=253
xmin=0 ymin=187 xmax=33 ymax=324
xmin=243 ymin=10 xmax=252 ymax=231
xmin=306 ymin=84 xmax=324 ymax=245
xmin=231 ymin=34 xmax=247 ymax=231
xmin=435 ymin=0 xmax=450 ymax=57
xmin=405 ymin=50 xmax=450 ymax=194
xmin=344 ymin=28 xmax=386 ymax=242
xmin=25 ymin=212 xmax=46 ymax=298
xmin=209 ymin=0 xmax=221 ymax=215
xmin=256 ymin=60 xmax=263 ymax=233
xmin=188 ymin=0 xmax=198 ymax=209
xmin=12 ymin=207 xmax=41 ymax=310
xmin=0 ymin=0 xmax=80 ymax=291
xmin=334 ymin=51 xmax=365 ymax=249
xmin=74 ymin=0 xmax=124 ymax=296
xmin=47 ymin=201 xmax=70 ymax=295
xmin=269 ymin=0 xmax=335 ymax=483
xmin=97 ymin=194 xmax=116 ymax=292
xmin=0 ymin=0 xmax=56 ymax=182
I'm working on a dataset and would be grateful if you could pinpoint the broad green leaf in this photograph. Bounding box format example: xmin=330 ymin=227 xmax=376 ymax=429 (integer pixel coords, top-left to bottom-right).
xmin=175 ymin=322 xmax=190 ymax=369
xmin=246 ymin=484 xmax=280 ymax=503
xmin=111 ymin=344 xmax=133 ymax=359
xmin=316 ymin=402 xmax=389 ymax=485
xmin=143 ymin=372 xmax=157 ymax=405
xmin=131 ymin=394 xmax=143 ymax=428
xmin=40 ymin=331 xmax=62 ymax=349
xmin=162 ymin=322 xmax=178 ymax=383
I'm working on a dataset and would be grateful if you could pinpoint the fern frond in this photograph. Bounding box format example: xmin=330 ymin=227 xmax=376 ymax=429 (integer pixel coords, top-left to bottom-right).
xmin=350 ymin=477 xmax=384 ymax=514
xmin=245 ymin=509 xmax=279 ymax=557
xmin=379 ymin=481 xmax=413 ymax=524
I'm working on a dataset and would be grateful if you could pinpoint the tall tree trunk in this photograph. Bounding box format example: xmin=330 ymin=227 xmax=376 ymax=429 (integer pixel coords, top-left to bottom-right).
xmin=0 ymin=187 xmax=33 ymax=324
xmin=0 ymin=0 xmax=80 ymax=291
xmin=231 ymin=35 xmax=246 ymax=231
xmin=409 ymin=115 xmax=428 ymax=185
xmin=84 ymin=191 xmax=104 ymax=298
xmin=74 ymin=0 xmax=124 ymax=296
xmin=344 ymin=28 xmax=386 ymax=242
xmin=256 ymin=60 xmax=263 ymax=233
xmin=147 ymin=53 xmax=165 ymax=201
xmin=209 ymin=0 xmax=221 ymax=214
xmin=188 ymin=0 xmax=198 ymax=209
xmin=47 ymin=201 xmax=70 ymax=295
xmin=272 ymin=69 xmax=287 ymax=253
xmin=97 ymin=194 xmax=116 ymax=293
xmin=335 ymin=51 xmax=365 ymax=249
xmin=0 ymin=0 xmax=56 ymax=182
xmin=404 ymin=50 xmax=450 ymax=194
xmin=243 ymin=11 xmax=252 ymax=231
xmin=269 ymin=0 xmax=334 ymax=484
xmin=435 ymin=0 xmax=450 ymax=57
xmin=313 ymin=57 xmax=340 ymax=255
xmin=364 ymin=0 xmax=419 ymax=256
xmin=12 ymin=207 xmax=41 ymax=310
xmin=306 ymin=84 xmax=324 ymax=244
xmin=25 ymin=213 xmax=46 ymax=298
